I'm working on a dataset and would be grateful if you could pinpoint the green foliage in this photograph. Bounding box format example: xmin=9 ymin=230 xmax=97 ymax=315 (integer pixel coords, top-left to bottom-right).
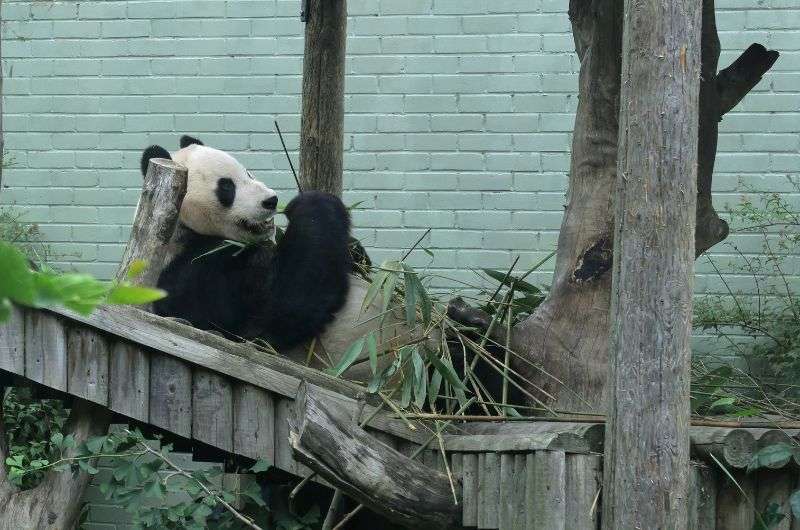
xmin=2 ymin=387 xmax=70 ymax=489
xmin=0 ymin=208 xmax=52 ymax=263
xmin=0 ymin=241 xmax=166 ymax=322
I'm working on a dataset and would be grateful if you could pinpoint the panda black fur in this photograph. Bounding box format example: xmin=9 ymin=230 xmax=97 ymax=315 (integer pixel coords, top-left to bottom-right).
xmin=145 ymin=136 xmax=353 ymax=350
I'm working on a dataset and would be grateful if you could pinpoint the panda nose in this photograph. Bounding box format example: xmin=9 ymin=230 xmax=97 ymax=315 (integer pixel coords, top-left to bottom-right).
xmin=262 ymin=196 xmax=278 ymax=210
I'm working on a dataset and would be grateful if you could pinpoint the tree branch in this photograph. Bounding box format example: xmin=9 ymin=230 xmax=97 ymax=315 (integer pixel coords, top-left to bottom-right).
xmin=289 ymin=382 xmax=461 ymax=529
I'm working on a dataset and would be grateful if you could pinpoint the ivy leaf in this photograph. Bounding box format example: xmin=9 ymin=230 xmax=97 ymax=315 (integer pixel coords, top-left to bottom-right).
xmin=85 ymin=436 xmax=106 ymax=454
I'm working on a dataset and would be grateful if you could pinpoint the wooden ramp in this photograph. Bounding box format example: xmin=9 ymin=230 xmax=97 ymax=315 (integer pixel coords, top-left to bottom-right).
xmin=1 ymin=304 xmax=798 ymax=529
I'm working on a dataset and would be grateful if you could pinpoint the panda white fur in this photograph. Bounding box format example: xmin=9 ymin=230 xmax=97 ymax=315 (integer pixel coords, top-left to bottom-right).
xmin=142 ymin=136 xmax=411 ymax=382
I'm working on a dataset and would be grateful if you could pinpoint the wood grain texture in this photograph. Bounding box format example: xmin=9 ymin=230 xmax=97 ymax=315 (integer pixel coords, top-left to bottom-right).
xmin=691 ymin=427 xmax=756 ymax=468
xmin=756 ymin=468 xmax=793 ymax=530
xmin=531 ymin=451 xmax=566 ymax=529
xmin=689 ymin=463 xmax=717 ymax=530
xmin=462 ymin=453 xmax=479 ymax=527
xmin=443 ymin=432 xmax=589 ymax=453
xmin=565 ymin=454 xmax=601 ymax=530
xmin=233 ymin=384 xmax=275 ymax=463
xmin=477 ymin=452 xmax=499 ymax=529
xmin=24 ymin=310 xmax=67 ymax=390
xmin=289 ymin=382 xmax=461 ymax=530
xmin=115 ymin=158 xmax=187 ymax=289
xmin=192 ymin=369 xmax=234 ymax=452
xmin=0 ymin=305 xmax=24 ymax=374
xmin=47 ymin=305 xmax=428 ymax=445
xmin=66 ymin=327 xmax=109 ymax=405
xmin=149 ymin=354 xmax=192 ymax=438
xmin=108 ymin=341 xmax=149 ymax=422
xmin=604 ymin=0 xmax=702 ymax=528
xmin=299 ymin=0 xmax=347 ymax=196
xmin=716 ymin=469 xmax=755 ymax=530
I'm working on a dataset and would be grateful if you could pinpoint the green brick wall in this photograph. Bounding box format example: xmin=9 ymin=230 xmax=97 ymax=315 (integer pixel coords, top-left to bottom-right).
xmin=0 ymin=0 xmax=798 ymax=295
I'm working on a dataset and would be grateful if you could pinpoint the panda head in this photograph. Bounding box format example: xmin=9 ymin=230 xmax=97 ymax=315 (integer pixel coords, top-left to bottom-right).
xmin=141 ymin=136 xmax=278 ymax=242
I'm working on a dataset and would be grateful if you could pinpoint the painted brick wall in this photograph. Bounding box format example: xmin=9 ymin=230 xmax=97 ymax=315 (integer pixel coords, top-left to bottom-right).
xmin=1 ymin=0 xmax=798 ymax=295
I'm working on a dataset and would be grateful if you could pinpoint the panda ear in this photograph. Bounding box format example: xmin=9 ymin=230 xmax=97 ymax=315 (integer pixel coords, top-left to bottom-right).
xmin=180 ymin=135 xmax=204 ymax=149
xmin=140 ymin=145 xmax=171 ymax=177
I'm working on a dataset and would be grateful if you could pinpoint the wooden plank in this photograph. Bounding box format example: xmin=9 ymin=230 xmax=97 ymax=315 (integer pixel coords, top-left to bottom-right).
xmin=716 ymin=468 xmax=755 ymax=530
xmin=498 ymin=453 xmax=514 ymax=530
xmin=531 ymin=451 xmax=566 ymax=530
xmin=689 ymin=463 xmax=717 ymax=530
xmin=192 ymin=369 xmax=234 ymax=452
xmin=525 ymin=453 xmax=536 ymax=530
xmin=444 ymin=432 xmax=589 ymax=453
xmin=756 ymin=468 xmax=793 ymax=530
xmin=233 ymin=384 xmax=275 ymax=463
xmin=565 ymin=454 xmax=601 ymax=530
xmin=275 ymin=397 xmax=297 ymax=475
xmin=462 ymin=421 xmax=605 ymax=453
xmin=149 ymin=354 xmax=192 ymax=438
xmin=369 ymin=429 xmax=399 ymax=451
xmin=478 ymin=452 xmax=500 ymax=529
xmin=0 ymin=304 xmax=25 ymax=374
xmin=512 ymin=454 xmax=527 ymax=530
xmin=108 ymin=341 xmax=149 ymax=422
xmin=66 ymin=327 xmax=109 ymax=405
xmin=24 ymin=310 xmax=67 ymax=390
xmin=51 ymin=306 xmax=430 ymax=445
xmin=462 ymin=453 xmax=479 ymax=528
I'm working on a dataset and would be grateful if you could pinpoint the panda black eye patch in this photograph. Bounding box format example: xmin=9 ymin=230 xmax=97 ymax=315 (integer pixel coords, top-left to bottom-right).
xmin=216 ymin=178 xmax=236 ymax=208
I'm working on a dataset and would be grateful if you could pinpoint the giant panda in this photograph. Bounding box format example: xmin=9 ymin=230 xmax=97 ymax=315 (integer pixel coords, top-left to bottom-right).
xmin=141 ymin=136 xmax=410 ymax=381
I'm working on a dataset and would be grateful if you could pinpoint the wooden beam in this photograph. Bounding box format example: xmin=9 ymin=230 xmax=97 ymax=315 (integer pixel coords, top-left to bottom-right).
xmin=289 ymin=382 xmax=461 ymax=529
xmin=604 ymin=1 xmax=702 ymax=529
xmin=299 ymin=0 xmax=347 ymax=196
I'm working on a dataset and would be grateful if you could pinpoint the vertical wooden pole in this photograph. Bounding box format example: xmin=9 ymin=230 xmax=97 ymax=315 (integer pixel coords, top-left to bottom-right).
xmin=604 ymin=2 xmax=702 ymax=529
xmin=299 ymin=0 xmax=347 ymax=197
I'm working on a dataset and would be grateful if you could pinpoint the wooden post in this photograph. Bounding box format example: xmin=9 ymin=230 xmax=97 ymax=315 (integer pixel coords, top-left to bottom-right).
xmin=115 ymin=158 xmax=188 ymax=288
xmin=299 ymin=0 xmax=347 ymax=197
xmin=603 ymin=2 xmax=702 ymax=529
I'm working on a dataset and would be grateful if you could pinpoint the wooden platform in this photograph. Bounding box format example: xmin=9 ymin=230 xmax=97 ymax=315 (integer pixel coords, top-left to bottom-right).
xmin=1 ymin=304 xmax=798 ymax=529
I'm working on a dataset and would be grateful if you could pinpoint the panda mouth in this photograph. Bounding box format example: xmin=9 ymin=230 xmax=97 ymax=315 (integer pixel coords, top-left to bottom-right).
xmin=236 ymin=218 xmax=272 ymax=235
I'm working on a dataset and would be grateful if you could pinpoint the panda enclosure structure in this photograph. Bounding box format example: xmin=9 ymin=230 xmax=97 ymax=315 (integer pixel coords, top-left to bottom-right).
xmin=0 ymin=0 xmax=788 ymax=528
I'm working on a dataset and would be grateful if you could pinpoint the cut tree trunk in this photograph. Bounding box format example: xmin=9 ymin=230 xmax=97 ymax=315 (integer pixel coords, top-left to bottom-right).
xmin=299 ymin=0 xmax=347 ymax=197
xmin=0 ymin=157 xmax=188 ymax=528
xmin=511 ymin=0 xmax=778 ymax=413
xmin=289 ymin=382 xmax=461 ymax=529
xmin=602 ymin=0 xmax=702 ymax=528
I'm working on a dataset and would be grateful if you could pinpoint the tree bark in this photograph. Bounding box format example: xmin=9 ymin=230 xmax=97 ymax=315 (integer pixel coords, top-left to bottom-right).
xmin=510 ymin=0 xmax=624 ymax=413
xmin=299 ymin=0 xmax=347 ymax=197
xmin=289 ymin=383 xmax=461 ymax=530
xmin=511 ymin=0 xmax=778 ymax=413
xmin=602 ymin=0 xmax=702 ymax=528
xmin=115 ymin=158 xmax=188 ymax=290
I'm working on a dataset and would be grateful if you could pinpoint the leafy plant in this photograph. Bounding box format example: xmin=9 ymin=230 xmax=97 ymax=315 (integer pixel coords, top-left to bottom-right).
xmin=1 ymin=387 xmax=70 ymax=489
xmin=0 ymin=241 xmax=166 ymax=322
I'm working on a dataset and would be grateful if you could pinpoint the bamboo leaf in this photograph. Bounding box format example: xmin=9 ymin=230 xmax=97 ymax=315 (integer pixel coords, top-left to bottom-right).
xmin=424 ymin=348 xmax=465 ymax=390
xmin=366 ymin=331 xmax=378 ymax=375
xmin=361 ymin=270 xmax=388 ymax=314
xmin=329 ymin=337 xmax=365 ymax=377
xmin=107 ymin=285 xmax=167 ymax=305
xmin=402 ymin=264 xmax=417 ymax=328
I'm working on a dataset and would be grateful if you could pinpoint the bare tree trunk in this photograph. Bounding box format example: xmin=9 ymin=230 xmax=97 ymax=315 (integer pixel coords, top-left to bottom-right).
xmin=299 ymin=0 xmax=347 ymax=197
xmin=602 ymin=1 xmax=702 ymax=528
xmin=511 ymin=0 xmax=778 ymax=413
xmin=510 ymin=0 xmax=623 ymax=413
